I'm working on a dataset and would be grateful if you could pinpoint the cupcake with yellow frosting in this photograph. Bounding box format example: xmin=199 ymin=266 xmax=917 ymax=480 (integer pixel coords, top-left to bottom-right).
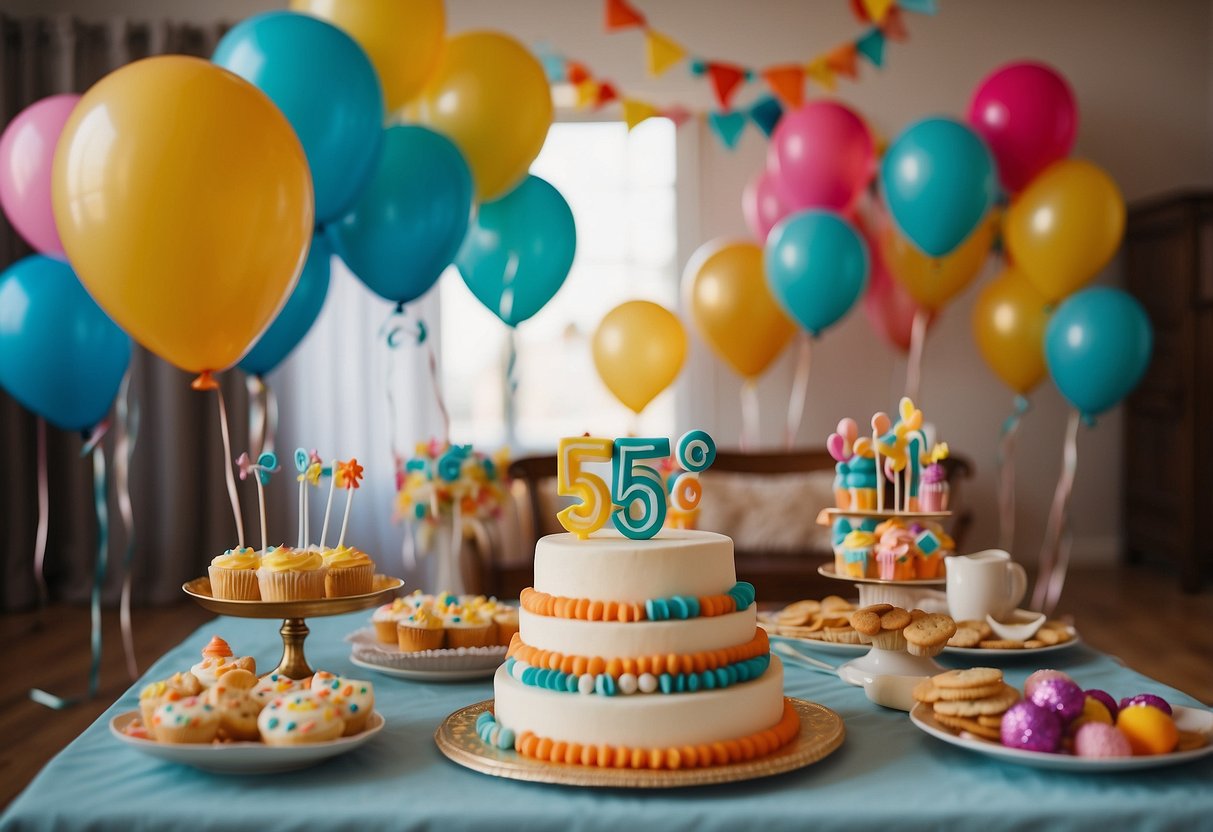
xmin=372 ymin=594 xmax=427 ymax=643
xmin=444 ymin=605 xmax=493 ymax=649
xmin=256 ymin=546 xmax=327 ymax=601
xmin=321 ymin=545 xmax=375 ymax=598
xmin=208 ymin=546 xmax=261 ymax=600
xmin=397 ymin=606 xmax=444 ymax=652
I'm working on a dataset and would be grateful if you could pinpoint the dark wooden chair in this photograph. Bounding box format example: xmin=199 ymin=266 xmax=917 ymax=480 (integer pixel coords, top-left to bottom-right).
xmin=485 ymin=450 xmax=974 ymax=602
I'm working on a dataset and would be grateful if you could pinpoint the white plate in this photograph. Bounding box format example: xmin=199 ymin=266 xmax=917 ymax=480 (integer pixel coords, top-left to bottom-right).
xmin=349 ymin=655 xmax=497 ymax=681
xmin=944 ymin=629 xmax=1081 ymax=657
xmin=910 ymin=703 xmax=1213 ymax=771
xmin=110 ymin=710 xmax=385 ymax=774
xmin=769 ymin=633 xmax=868 ymax=655
xmin=818 ymin=563 xmax=946 ymax=586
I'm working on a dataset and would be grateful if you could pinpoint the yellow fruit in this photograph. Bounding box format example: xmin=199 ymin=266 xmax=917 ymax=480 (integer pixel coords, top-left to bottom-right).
xmin=1116 ymin=705 xmax=1178 ymax=755
xmin=1070 ymin=696 xmax=1114 ymax=732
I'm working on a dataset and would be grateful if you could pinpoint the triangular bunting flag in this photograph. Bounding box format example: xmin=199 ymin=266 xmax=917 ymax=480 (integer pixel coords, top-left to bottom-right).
xmin=806 ymin=58 xmax=837 ymax=92
xmin=566 ymin=61 xmax=590 ymax=85
xmin=856 ymin=28 xmax=887 ymax=68
xmin=622 ymin=98 xmax=660 ymax=130
xmin=706 ymin=62 xmax=748 ymax=109
xmin=881 ymin=7 xmax=910 ymax=42
xmin=826 ymin=43 xmax=859 ymax=80
xmin=748 ymin=96 xmax=784 ymax=138
xmin=861 ymin=0 xmax=895 ymax=23
xmin=659 ymin=105 xmax=693 ymax=127
xmin=595 ymin=82 xmax=619 ymax=109
xmin=576 ymin=80 xmax=601 ymax=108
xmin=645 ymin=28 xmax=687 ymax=77
xmin=898 ymin=0 xmax=938 ymax=14
xmin=605 ymin=0 xmax=646 ymax=30
xmin=534 ymin=44 xmax=568 ymax=83
xmin=707 ymin=111 xmax=747 ymax=150
xmin=761 ymin=64 xmax=806 ymax=109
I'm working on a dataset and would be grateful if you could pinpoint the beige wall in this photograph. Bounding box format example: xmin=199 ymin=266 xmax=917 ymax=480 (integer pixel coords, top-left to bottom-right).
xmin=11 ymin=0 xmax=1213 ymax=565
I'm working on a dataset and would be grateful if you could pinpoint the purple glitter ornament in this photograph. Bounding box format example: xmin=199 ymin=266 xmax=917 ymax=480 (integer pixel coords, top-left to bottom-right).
xmin=1029 ymin=677 xmax=1086 ymax=723
xmin=1024 ymin=669 xmax=1072 ymax=699
xmin=1119 ymin=693 xmax=1172 ymax=716
xmin=1001 ymin=701 xmax=1063 ymax=753
xmin=1084 ymin=689 xmax=1119 ymax=721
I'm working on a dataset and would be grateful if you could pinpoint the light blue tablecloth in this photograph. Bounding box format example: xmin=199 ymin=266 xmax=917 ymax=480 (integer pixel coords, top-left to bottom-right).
xmin=4 ymin=611 xmax=1212 ymax=832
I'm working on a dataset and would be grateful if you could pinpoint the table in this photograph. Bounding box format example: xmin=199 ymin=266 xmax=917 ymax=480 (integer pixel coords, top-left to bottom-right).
xmin=4 ymin=611 xmax=1212 ymax=832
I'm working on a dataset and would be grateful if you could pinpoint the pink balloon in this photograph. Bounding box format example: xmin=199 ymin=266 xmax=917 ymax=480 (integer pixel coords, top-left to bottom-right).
xmin=741 ymin=169 xmax=791 ymax=241
xmin=0 ymin=94 xmax=79 ymax=257
xmin=766 ymin=100 xmax=873 ymax=214
xmin=857 ymin=215 xmax=932 ymax=353
xmin=968 ymin=61 xmax=1077 ymax=193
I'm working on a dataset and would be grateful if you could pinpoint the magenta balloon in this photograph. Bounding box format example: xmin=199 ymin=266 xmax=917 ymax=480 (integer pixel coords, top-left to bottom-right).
xmin=767 ymin=100 xmax=873 ymax=214
xmin=0 ymin=94 xmax=79 ymax=256
xmin=968 ymin=61 xmax=1077 ymax=193
xmin=741 ymin=169 xmax=791 ymax=241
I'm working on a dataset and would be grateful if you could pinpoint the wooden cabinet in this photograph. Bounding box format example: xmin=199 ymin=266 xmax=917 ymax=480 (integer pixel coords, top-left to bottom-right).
xmin=1123 ymin=192 xmax=1213 ymax=590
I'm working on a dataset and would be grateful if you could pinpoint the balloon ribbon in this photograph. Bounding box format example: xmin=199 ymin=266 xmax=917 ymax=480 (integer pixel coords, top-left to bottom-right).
xmin=740 ymin=380 xmax=759 ymax=452
xmin=114 ymin=372 xmax=140 ymax=680
xmin=997 ymin=395 xmax=1031 ymax=553
xmin=32 ymin=418 xmax=49 ymax=613
xmin=1031 ymin=408 xmax=1081 ymax=615
xmin=383 ymin=304 xmax=451 ymax=446
xmin=246 ymin=374 xmax=279 ymax=458
xmin=213 ymin=383 xmax=246 ymax=549
xmin=905 ymin=308 xmax=929 ymax=403
xmin=505 ymin=329 xmax=519 ymax=448
xmin=784 ymin=333 xmax=812 ymax=448
xmin=30 ymin=437 xmax=109 ymax=709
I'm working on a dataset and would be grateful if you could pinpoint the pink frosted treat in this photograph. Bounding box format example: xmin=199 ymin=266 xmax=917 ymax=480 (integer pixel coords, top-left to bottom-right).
xmin=918 ymin=462 xmax=949 ymax=512
xmin=1073 ymin=722 xmax=1132 ymax=758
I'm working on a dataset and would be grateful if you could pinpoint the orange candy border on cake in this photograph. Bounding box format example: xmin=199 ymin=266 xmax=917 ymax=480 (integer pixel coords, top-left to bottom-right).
xmin=520 ymin=586 xmax=739 ymax=622
xmin=505 ymin=629 xmax=770 ymax=680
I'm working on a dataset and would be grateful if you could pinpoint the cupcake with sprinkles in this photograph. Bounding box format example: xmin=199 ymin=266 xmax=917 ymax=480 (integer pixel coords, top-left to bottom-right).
xmin=311 ymin=671 xmax=375 ymax=736
xmin=258 ymin=691 xmax=345 ymax=746
xmin=397 ymin=606 xmax=445 ymax=652
xmin=444 ymin=604 xmax=494 ymax=649
xmin=151 ymin=696 xmax=220 ymax=744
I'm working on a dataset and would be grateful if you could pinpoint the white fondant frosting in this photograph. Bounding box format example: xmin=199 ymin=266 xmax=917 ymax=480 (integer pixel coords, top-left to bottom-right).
xmin=518 ymin=607 xmax=757 ymax=658
xmin=533 ymin=529 xmax=736 ymax=602
xmin=493 ymin=657 xmax=786 ymax=748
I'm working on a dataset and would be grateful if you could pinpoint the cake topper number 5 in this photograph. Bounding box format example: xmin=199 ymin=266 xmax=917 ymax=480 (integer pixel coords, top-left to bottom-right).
xmin=557 ymin=430 xmax=716 ymax=541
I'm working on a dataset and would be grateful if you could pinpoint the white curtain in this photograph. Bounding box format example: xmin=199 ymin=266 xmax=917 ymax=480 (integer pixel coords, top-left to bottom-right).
xmin=272 ymin=256 xmax=445 ymax=585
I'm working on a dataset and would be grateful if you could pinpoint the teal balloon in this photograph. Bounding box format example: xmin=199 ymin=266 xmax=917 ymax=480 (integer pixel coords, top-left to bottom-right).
xmin=239 ymin=232 xmax=331 ymax=376
xmin=880 ymin=116 xmax=996 ymax=257
xmin=1045 ymin=287 xmax=1153 ymax=418
xmin=764 ymin=209 xmax=868 ymax=336
xmin=0 ymin=255 xmax=131 ymax=432
xmin=212 ymin=11 xmax=384 ymax=223
xmin=456 ymin=175 xmax=576 ymax=327
xmin=328 ymin=125 xmax=473 ymax=306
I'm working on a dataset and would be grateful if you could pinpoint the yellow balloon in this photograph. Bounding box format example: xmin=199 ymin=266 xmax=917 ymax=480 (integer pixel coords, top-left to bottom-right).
xmin=290 ymin=0 xmax=445 ymax=110
xmin=408 ymin=31 xmax=552 ymax=201
xmin=52 ymin=56 xmax=313 ymax=377
xmin=1003 ymin=159 xmax=1125 ymax=303
xmin=593 ymin=301 xmax=687 ymax=414
xmin=686 ymin=240 xmax=795 ymax=378
xmin=971 ymin=265 xmax=1050 ymax=395
xmin=881 ymin=212 xmax=997 ymax=310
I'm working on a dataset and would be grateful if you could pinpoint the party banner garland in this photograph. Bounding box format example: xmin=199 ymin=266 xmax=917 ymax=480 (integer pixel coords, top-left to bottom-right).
xmin=539 ymin=0 xmax=936 ymax=148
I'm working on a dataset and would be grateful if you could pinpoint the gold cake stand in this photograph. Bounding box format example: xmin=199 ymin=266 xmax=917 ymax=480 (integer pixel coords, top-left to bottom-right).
xmin=182 ymin=574 xmax=404 ymax=679
xmin=435 ymin=698 xmax=844 ymax=789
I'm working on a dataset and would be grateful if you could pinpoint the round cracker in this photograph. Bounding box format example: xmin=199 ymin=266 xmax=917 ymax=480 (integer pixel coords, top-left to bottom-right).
xmin=931 ymin=667 xmax=1003 ymax=690
xmin=934 ymin=681 xmax=1007 ymax=701
xmin=947 ymin=627 xmax=983 ymax=648
xmin=933 ymin=684 xmax=1020 ymax=716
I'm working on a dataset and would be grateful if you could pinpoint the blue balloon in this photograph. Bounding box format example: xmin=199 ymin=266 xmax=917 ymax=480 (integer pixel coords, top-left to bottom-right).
xmin=1045 ymin=287 xmax=1153 ymax=418
xmin=328 ymin=125 xmax=473 ymax=306
xmin=456 ymin=175 xmax=577 ymax=327
xmin=880 ymin=116 xmax=997 ymax=257
xmin=239 ymin=233 xmax=332 ymax=376
xmin=764 ymin=210 xmax=868 ymax=337
xmin=0 ymin=256 xmax=131 ymax=432
xmin=212 ymin=11 xmax=384 ymax=223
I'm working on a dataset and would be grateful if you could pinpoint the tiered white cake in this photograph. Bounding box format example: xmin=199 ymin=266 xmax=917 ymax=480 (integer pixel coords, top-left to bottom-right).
xmin=483 ymin=529 xmax=798 ymax=769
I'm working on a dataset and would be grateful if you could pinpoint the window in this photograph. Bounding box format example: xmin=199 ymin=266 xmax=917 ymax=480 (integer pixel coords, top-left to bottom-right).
xmin=441 ymin=117 xmax=681 ymax=451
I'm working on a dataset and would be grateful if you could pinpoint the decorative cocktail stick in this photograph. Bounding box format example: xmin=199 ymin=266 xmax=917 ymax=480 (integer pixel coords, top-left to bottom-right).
xmin=319 ymin=458 xmax=339 ymax=549
xmin=237 ymin=451 xmax=279 ymax=553
xmin=871 ymin=412 xmax=890 ymax=512
xmin=294 ymin=448 xmax=308 ymax=548
xmin=335 ymin=458 xmax=365 ymax=549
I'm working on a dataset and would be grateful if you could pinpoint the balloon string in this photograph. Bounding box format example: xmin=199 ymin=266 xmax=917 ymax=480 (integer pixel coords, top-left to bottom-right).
xmin=214 ymin=384 xmax=245 ymax=550
xmin=784 ymin=333 xmax=812 ymax=449
xmin=114 ymin=371 xmax=140 ymax=681
xmin=1031 ymin=409 xmax=1081 ymax=615
xmin=505 ymin=329 xmax=519 ymax=449
xmin=448 ymin=498 xmax=463 ymax=593
xmin=420 ymin=321 xmax=451 ymax=447
xmin=264 ymin=380 xmax=278 ymax=457
xmin=905 ymin=308 xmax=929 ymax=403
xmin=997 ymin=395 xmax=1031 ymax=553
xmin=247 ymin=375 xmax=266 ymax=458
xmin=740 ymin=380 xmax=760 ymax=452
xmin=30 ymin=443 xmax=108 ymax=710
xmin=33 ymin=417 xmax=49 ymax=613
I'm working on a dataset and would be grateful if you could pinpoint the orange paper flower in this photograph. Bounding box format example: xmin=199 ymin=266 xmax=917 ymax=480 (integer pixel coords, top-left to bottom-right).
xmin=337 ymin=458 xmax=364 ymax=490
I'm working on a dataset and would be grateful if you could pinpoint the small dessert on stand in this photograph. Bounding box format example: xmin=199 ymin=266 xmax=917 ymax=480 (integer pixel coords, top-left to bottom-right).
xmin=184 ymin=449 xmax=403 ymax=679
xmin=814 ymin=399 xmax=958 ymax=686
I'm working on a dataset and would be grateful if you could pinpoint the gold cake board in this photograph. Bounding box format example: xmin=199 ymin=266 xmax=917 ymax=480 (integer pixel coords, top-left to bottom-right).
xmin=435 ymin=697 xmax=844 ymax=789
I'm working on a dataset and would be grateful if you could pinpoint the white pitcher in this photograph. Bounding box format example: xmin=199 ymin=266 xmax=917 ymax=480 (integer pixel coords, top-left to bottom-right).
xmin=945 ymin=549 xmax=1027 ymax=622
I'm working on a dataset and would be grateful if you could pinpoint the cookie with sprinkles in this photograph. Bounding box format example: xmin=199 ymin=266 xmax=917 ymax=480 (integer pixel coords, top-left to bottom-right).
xmin=311 ymin=671 xmax=376 ymax=736
xmin=258 ymin=691 xmax=345 ymax=746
